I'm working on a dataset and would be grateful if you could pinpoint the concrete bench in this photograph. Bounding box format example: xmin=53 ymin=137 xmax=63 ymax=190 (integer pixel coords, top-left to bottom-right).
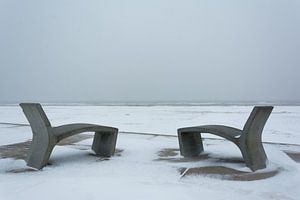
xmin=177 ymin=106 xmax=273 ymax=171
xmin=20 ymin=103 xmax=118 ymax=169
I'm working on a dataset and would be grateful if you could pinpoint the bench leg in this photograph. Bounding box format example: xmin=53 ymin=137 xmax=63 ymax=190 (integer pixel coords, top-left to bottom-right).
xmin=178 ymin=130 xmax=204 ymax=157
xmin=26 ymin=135 xmax=56 ymax=169
xmin=238 ymin=137 xmax=267 ymax=171
xmin=92 ymin=130 xmax=118 ymax=157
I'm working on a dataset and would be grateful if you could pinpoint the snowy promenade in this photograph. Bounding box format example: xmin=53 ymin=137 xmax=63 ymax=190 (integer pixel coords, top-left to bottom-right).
xmin=0 ymin=105 xmax=299 ymax=200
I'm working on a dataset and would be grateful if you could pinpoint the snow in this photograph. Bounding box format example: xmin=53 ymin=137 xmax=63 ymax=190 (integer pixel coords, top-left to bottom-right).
xmin=0 ymin=105 xmax=300 ymax=200
xmin=1 ymin=105 xmax=300 ymax=145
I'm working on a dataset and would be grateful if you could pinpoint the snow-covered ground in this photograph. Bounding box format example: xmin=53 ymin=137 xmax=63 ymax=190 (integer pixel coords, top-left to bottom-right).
xmin=0 ymin=105 xmax=300 ymax=200
xmin=0 ymin=105 xmax=300 ymax=145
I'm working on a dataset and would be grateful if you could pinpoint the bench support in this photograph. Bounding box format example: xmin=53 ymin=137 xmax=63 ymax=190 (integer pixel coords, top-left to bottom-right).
xmin=20 ymin=103 xmax=119 ymax=170
xmin=177 ymin=106 xmax=273 ymax=171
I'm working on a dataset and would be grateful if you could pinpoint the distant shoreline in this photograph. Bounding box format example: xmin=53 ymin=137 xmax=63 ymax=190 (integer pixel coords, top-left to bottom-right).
xmin=1 ymin=101 xmax=300 ymax=106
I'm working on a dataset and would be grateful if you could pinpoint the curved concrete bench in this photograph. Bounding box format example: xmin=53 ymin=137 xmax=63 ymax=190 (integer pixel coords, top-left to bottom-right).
xmin=177 ymin=106 xmax=273 ymax=171
xmin=20 ymin=103 xmax=118 ymax=169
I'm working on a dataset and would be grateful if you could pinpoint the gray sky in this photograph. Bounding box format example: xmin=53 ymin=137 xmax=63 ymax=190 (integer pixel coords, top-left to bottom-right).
xmin=0 ymin=0 xmax=300 ymax=103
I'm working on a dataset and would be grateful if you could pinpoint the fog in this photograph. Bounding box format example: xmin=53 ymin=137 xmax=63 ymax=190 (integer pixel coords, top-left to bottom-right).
xmin=0 ymin=0 xmax=299 ymax=103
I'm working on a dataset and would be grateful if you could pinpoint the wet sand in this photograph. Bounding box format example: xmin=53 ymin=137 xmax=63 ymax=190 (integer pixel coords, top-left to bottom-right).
xmin=0 ymin=134 xmax=94 ymax=160
xmin=178 ymin=166 xmax=279 ymax=181
xmin=285 ymin=151 xmax=300 ymax=163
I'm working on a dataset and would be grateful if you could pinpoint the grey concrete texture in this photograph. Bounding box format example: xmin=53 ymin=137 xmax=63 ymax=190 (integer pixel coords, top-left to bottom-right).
xmin=177 ymin=106 xmax=274 ymax=171
xmin=20 ymin=103 xmax=118 ymax=170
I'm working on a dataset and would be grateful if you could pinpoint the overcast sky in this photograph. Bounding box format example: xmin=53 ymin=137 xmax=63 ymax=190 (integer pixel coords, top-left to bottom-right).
xmin=0 ymin=0 xmax=299 ymax=103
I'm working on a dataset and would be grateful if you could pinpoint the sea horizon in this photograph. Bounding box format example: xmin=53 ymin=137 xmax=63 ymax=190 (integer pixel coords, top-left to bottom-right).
xmin=1 ymin=100 xmax=300 ymax=106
